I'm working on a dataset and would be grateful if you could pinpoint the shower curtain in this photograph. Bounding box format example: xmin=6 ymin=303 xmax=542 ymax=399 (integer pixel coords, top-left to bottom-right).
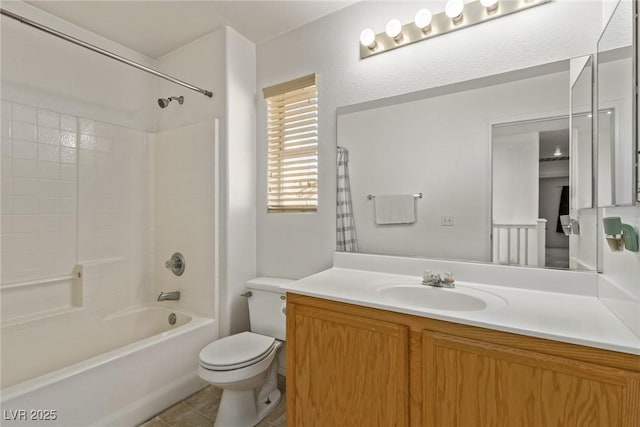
xmin=336 ymin=146 xmax=358 ymax=252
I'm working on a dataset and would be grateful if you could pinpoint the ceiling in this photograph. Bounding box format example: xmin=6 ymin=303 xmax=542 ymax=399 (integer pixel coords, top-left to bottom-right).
xmin=492 ymin=117 xmax=570 ymax=159
xmin=539 ymin=129 xmax=569 ymax=159
xmin=25 ymin=1 xmax=356 ymax=58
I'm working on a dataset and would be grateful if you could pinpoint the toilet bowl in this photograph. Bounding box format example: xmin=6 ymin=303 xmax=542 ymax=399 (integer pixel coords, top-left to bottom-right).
xmin=198 ymin=277 xmax=292 ymax=427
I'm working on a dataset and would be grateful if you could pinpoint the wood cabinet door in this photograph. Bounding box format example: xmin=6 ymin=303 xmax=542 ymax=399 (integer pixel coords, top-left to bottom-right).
xmin=422 ymin=330 xmax=640 ymax=427
xmin=287 ymin=303 xmax=410 ymax=427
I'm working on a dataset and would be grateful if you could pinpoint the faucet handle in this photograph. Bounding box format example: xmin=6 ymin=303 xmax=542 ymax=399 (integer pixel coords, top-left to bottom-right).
xmin=422 ymin=270 xmax=432 ymax=282
xmin=165 ymin=252 xmax=185 ymax=276
xmin=422 ymin=270 xmax=440 ymax=282
xmin=443 ymin=272 xmax=455 ymax=285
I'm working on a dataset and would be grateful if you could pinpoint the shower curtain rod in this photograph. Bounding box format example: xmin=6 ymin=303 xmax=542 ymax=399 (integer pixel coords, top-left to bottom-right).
xmin=0 ymin=8 xmax=214 ymax=98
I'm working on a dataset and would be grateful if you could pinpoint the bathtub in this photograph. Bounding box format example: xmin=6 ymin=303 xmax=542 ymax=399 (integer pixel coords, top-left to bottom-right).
xmin=1 ymin=305 xmax=217 ymax=426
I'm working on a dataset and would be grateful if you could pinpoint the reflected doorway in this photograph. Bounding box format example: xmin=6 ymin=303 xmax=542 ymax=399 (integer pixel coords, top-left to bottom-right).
xmin=538 ymin=128 xmax=570 ymax=269
xmin=492 ymin=116 xmax=572 ymax=269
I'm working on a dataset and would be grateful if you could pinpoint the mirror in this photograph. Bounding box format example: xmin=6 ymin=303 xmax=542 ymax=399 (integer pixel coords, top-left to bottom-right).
xmin=597 ymin=0 xmax=638 ymax=206
xmin=569 ymin=56 xmax=599 ymax=271
xmin=336 ymin=59 xmax=598 ymax=271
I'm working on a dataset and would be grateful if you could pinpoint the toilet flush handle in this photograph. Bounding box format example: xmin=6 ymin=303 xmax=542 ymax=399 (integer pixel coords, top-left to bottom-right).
xmin=240 ymin=291 xmax=252 ymax=297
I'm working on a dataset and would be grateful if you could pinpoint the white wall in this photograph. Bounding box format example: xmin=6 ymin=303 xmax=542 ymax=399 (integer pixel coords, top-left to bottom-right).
xmin=493 ymin=133 xmax=540 ymax=225
xmin=156 ymin=30 xmax=226 ymax=133
xmin=0 ymin=1 xmax=157 ymax=131
xmin=572 ymin=207 xmax=597 ymax=270
xmin=337 ymin=68 xmax=565 ymax=262
xmin=539 ymin=159 xmax=569 ymax=178
xmin=256 ymin=0 xmax=602 ymax=279
xmin=220 ymin=28 xmax=257 ymax=336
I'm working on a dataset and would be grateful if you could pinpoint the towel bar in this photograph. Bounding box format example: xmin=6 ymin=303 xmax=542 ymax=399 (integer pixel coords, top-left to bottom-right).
xmin=367 ymin=193 xmax=423 ymax=200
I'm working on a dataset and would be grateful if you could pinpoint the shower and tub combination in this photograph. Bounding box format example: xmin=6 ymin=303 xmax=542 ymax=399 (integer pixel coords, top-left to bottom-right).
xmin=1 ymin=7 xmax=219 ymax=426
xmin=1 ymin=306 xmax=213 ymax=426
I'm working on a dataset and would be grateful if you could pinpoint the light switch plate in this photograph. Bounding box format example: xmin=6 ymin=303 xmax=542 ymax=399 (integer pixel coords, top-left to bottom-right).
xmin=441 ymin=216 xmax=454 ymax=226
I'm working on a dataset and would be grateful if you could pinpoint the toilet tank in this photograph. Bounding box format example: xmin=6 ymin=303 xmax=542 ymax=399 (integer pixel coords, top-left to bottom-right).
xmin=246 ymin=277 xmax=293 ymax=341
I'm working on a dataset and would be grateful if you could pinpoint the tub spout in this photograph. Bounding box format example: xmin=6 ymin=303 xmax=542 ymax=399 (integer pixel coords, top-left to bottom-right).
xmin=158 ymin=291 xmax=181 ymax=301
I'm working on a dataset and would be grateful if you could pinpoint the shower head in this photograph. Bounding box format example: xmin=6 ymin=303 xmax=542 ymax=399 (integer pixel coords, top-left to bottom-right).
xmin=157 ymin=96 xmax=184 ymax=109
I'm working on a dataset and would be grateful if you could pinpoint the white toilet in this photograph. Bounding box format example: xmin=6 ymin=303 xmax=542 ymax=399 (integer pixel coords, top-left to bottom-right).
xmin=198 ymin=277 xmax=292 ymax=427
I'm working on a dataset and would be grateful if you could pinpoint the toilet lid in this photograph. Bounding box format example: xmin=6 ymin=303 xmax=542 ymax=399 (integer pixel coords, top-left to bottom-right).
xmin=199 ymin=331 xmax=276 ymax=371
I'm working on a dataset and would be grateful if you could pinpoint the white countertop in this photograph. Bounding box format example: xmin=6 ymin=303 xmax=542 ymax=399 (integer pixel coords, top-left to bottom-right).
xmin=283 ymin=267 xmax=640 ymax=355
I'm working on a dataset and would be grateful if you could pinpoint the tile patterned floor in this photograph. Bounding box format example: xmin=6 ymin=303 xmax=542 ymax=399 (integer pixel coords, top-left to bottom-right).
xmin=139 ymin=376 xmax=286 ymax=427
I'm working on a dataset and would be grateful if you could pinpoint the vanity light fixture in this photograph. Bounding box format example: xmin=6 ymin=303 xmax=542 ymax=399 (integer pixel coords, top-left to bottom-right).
xmin=360 ymin=28 xmax=377 ymax=50
xmin=480 ymin=0 xmax=499 ymax=13
xmin=415 ymin=9 xmax=433 ymax=32
xmin=445 ymin=0 xmax=465 ymax=23
xmin=385 ymin=19 xmax=403 ymax=42
xmin=359 ymin=0 xmax=551 ymax=59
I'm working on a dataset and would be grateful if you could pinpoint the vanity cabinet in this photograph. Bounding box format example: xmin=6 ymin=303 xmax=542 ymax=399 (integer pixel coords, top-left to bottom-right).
xmin=286 ymin=294 xmax=640 ymax=427
xmin=286 ymin=302 xmax=410 ymax=426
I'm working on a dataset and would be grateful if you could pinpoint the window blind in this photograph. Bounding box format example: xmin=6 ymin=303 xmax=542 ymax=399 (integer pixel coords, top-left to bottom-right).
xmin=264 ymin=73 xmax=318 ymax=212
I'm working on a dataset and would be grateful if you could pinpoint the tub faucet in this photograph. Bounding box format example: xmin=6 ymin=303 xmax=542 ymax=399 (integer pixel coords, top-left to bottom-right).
xmin=422 ymin=271 xmax=455 ymax=288
xmin=158 ymin=291 xmax=181 ymax=301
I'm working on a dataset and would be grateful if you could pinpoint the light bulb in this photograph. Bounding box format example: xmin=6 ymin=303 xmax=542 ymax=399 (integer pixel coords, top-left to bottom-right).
xmin=480 ymin=0 xmax=499 ymax=12
xmin=554 ymin=148 xmax=562 ymax=156
xmin=360 ymin=28 xmax=377 ymax=49
xmin=385 ymin=18 xmax=403 ymax=41
xmin=414 ymin=9 xmax=433 ymax=31
xmin=445 ymin=0 xmax=464 ymax=22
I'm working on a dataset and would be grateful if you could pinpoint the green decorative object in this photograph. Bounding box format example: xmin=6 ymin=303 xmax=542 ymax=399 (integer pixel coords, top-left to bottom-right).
xmin=603 ymin=217 xmax=639 ymax=252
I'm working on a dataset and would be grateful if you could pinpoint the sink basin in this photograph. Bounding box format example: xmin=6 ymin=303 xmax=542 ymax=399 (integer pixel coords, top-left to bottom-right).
xmin=378 ymin=283 xmax=506 ymax=312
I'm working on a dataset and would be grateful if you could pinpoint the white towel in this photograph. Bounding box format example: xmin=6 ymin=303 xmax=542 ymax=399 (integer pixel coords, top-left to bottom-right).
xmin=374 ymin=194 xmax=415 ymax=225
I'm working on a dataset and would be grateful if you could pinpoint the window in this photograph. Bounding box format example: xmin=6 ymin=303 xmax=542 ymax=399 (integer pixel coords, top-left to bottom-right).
xmin=263 ymin=73 xmax=318 ymax=212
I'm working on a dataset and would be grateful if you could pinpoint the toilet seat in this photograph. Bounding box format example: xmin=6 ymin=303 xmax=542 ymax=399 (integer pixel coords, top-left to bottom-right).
xmin=199 ymin=332 xmax=276 ymax=371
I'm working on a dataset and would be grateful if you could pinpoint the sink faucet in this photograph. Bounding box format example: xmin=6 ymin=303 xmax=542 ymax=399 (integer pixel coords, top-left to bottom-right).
xmin=422 ymin=271 xmax=455 ymax=288
xmin=158 ymin=291 xmax=181 ymax=301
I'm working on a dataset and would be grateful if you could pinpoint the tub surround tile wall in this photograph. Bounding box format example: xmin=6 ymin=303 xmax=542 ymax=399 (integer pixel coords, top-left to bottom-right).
xmin=155 ymin=120 xmax=217 ymax=318
xmin=1 ymin=99 xmax=156 ymax=323
xmin=1 ymin=101 xmax=77 ymax=284
xmin=1 ymin=1 xmax=159 ymax=326
xmin=79 ymin=257 xmax=133 ymax=314
xmin=0 ymin=278 xmax=78 ymax=324
xmin=156 ymin=25 xmax=257 ymax=332
xmin=76 ymin=117 xmax=155 ymax=308
xmin=155 ymin=28 xmax=226 ymax=322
